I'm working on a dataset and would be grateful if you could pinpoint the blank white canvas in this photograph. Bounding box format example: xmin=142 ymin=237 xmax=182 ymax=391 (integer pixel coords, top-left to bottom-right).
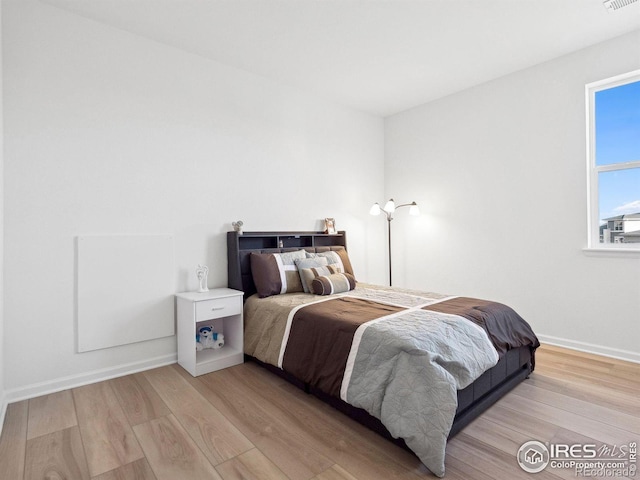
xmin=77 ymin=235 xmax=175 ymax=352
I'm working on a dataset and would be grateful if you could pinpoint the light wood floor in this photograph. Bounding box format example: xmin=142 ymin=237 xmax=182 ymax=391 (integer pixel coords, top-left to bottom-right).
xmin=0 ymin=344 xmax=638 ymax=480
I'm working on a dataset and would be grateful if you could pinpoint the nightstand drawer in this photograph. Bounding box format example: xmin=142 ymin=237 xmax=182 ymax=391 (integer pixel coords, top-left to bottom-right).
xmin=195 ymin=296 xmax=242 ymax=322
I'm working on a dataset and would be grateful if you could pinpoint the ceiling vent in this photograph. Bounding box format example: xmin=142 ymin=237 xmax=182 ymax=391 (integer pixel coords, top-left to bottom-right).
xmin=603 ymin=0 xmax=638 ymax=11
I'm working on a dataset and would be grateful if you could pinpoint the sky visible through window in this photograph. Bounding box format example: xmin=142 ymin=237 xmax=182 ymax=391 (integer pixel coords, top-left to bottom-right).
xmin=595 ymin=80 xmax=640 ymax=223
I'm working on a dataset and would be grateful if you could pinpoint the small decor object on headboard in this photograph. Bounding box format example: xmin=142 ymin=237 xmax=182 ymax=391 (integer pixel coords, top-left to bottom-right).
xmin=196 ymin=264 xmax=209 ymax=293
xmin=324 ymin=218 xmax=336 ymax=234
xmin=232 ymin=220 xmax=244 ymax=235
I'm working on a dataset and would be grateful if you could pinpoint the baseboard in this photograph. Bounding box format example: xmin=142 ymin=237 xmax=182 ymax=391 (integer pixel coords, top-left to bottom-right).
xmin=2 ymin=353 xmax=177 ymax=407
xmin=537 ymin=334 xmax=640 ymax=364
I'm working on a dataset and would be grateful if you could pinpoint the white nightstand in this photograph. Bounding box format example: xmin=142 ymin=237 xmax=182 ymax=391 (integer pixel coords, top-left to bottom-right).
xmin=176 ymin=288 xmax=244 ymax=376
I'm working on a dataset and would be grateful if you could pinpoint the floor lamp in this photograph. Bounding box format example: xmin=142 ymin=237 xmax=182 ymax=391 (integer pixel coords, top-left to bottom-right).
xmin=370 ymin=199 xmax=420 ymax=286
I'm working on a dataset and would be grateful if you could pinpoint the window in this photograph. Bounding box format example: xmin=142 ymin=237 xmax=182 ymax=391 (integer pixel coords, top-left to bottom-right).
xmin=586 ymin=70 xmax=640 ymax=249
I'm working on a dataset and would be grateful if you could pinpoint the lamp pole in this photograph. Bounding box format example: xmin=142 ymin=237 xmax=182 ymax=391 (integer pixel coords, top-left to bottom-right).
xmin=387 ymin=216 xmax=393 ymax=286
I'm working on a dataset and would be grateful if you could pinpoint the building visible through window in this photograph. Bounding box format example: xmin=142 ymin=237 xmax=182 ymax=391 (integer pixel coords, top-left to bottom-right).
xmin=600 ymin=213 xmax=640 ymax=243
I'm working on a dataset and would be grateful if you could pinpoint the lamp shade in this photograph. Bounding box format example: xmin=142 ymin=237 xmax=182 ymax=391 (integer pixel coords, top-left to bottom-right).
xmin=409 ymin=202 xmax=420 ymax=216
xmin=383 ymin=199 xmax=395 ymax=213
xmin=369 ymin=203 xmax=381 ymax=215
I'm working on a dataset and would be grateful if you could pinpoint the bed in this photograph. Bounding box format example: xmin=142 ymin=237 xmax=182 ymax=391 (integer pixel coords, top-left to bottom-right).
xmin=227 ymin=230 xmax=539 ymax=477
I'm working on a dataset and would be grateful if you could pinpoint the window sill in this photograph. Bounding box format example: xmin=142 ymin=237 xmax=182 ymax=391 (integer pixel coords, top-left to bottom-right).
xmin=583 ymin=246 xmax=640 ymax=257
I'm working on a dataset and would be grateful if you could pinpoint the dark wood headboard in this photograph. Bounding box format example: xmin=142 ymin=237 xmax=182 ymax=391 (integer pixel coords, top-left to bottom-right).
xmin=227 ymin=231 xmax=348 ymax=299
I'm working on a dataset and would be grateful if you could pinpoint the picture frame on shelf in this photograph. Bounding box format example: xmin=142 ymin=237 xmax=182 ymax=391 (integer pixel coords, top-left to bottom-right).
xmin=324 ymin=218 xmax=336 ymax=234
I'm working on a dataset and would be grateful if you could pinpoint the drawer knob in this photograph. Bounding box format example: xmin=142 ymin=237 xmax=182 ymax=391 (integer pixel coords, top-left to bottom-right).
xmin=211 ymin=306 xmax=225 ymax=311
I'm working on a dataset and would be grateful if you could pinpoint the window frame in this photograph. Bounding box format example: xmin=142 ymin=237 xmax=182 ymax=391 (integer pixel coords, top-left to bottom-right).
xmin=585 ymin=69 xmax=640 ymax=253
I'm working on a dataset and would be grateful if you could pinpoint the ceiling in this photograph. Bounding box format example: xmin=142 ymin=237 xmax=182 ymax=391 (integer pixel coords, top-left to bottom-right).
xmin=42 ymin=0 xmax=640 ymax=117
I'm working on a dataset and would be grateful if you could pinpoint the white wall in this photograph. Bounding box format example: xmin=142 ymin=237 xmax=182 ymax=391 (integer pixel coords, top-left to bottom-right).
xmin=385 ymin=30 xmax=640 ymax=362
xmin=2 ymin=0 xmax=384 ymax=397
xmin=0 ymin=0 xmax=5 ymax=419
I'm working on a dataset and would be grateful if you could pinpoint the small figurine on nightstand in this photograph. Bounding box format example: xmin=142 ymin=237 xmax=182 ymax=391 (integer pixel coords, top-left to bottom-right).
xmin=196 ymin=326 xmax=225 ymax=351
xmin=196 ymin=264 xmax=209 ymax=293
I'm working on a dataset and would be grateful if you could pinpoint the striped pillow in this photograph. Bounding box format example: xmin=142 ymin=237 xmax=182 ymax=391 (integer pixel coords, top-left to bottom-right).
xmin=311 ymin=272 xmax=356 ymax=296
xmin=298 ymin=264 xmax=341 ymax=294
xmin=250 ymin=250 xmax=307 ymax=297
xmin=307 ymin=248 xmax=355 ymax=278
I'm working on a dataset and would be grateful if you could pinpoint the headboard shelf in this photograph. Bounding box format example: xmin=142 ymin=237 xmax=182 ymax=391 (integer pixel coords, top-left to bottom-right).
xmin=227 ymin=230 xmax=347 ymax=298
xmin=233 ymin=231 xmax=345 ymax=249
